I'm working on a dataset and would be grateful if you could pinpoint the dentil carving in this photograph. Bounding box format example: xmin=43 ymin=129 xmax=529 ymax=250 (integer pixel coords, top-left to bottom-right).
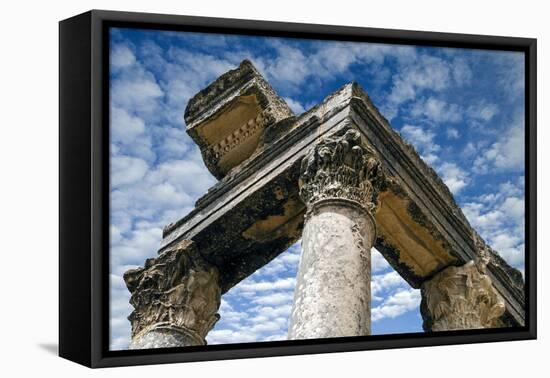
xmin=299 ymin=128 xmax=384 ymax=212
xmin=123 ymin=239 xmax=221 ymax=344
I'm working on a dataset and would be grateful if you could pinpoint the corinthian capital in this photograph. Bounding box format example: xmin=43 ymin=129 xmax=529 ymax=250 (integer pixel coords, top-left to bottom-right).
xmin=420 ymin=237 xmax=506 ymax=331
xmin=123 ymin=240 xmax=221 ymax=348
xmin=299 ymin=128 xmax=384 ymax=212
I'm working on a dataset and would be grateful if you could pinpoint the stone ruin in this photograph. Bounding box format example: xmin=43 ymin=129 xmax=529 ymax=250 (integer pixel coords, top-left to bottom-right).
xmin=123 ymin=60 xmax=525 ymax=349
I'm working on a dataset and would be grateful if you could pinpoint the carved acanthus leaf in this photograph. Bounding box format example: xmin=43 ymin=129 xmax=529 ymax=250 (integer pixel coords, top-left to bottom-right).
xmin=421 ymin=257 xmax=506 ymax=331
xmin=123 ymin=240 xmax=221 ymax=342
xmin=299 ymin=128 xmax=384 ymax=212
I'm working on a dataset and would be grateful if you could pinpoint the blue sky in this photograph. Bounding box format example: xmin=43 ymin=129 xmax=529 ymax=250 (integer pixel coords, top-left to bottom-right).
xmin=109 ymin=27 xmax=525 ymax=350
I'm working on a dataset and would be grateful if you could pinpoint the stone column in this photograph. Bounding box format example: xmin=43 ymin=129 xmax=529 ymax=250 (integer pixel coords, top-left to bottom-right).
xmin=123 ymin=240 xmax=221 ymax=349
xmin=420 ymin=237 xmax=506 ymax=331
xmin=288 ymin=129 xmax=384 ymax=339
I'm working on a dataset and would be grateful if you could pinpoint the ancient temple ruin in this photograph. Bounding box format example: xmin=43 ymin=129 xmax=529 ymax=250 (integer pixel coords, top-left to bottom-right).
xmin=123 ymin=60 xmax=525 ymax=349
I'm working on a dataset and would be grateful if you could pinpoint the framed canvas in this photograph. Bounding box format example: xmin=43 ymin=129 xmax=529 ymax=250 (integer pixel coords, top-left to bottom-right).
xmin=59 ymin=9 xmax=537 ymax=368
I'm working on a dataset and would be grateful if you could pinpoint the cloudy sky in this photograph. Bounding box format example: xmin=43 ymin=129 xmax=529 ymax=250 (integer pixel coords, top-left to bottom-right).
xmin=109 ymin=27 xmax=525 ymax=350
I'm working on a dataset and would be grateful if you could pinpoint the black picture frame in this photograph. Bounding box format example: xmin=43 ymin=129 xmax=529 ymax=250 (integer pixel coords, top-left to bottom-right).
xmin=59 ymin=9 xmax=537 ymax=368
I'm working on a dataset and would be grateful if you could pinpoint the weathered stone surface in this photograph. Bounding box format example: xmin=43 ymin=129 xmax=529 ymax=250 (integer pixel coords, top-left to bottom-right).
xmin=161 ymin=84 xmax=356 ymax=292
xmin=374 ymin=179 xmax=457 ymax=287
xmin=159 ymin=61 xmax=524 ymax=327
xmin=289 ymin=201 xmax=374 ymax=339
xmin=420 ymin=234 xmax=506 ymax=331
xmin=124 ymin=240 xmax=221 ymax=348
xmin=299 ymin=128 xmax=385 ymax=212
xmin=129 ymin=325 xmax=204 ymax=349
xmin=288 ymin=129 xmax=380 ymax=339
xmin=184 ymin=59 xmax=293 ymax=179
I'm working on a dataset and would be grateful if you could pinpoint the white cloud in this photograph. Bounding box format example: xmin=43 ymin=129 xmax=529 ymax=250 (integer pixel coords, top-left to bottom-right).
xmin=110 ymin=156 xmax=148 ymax=187
xmin=382 ymin=54 xmax=474 ymax=120
xmin=111 ymin=71 xmax=163 ymax=116
xmin=310 ymin=42 xmax=416 ymax=75
xmin=501 ymin=196 xmax=525 ymax=223
xmin=467 ymin=102 xmax=499 ymax=122
xmin=437 ymin=162 xmax=469 ymax=194
xmin=385 ymin=55 xmax=454 ymax=118
xmin=235 ymin=277 xmax=296 ymax=293
xmin=252 ymin=291 xmax=294 ymax=306
xmin=451 ymin=57 xmax=473 ymax=85
xmin=283 ymin=97 xmax=306 ymax=114
xmin=206 ymin=329 xmax=260 ymax=345
xmin=447 ymin=128 xmax=460 ymax=139
xmin=410 ymin=97 xmax=462 ymax=123
xmin=496 ymin=52 xmax=525 ymax=100
xmin=259 ymin=243 xmax=301 ymax=277
xmin=371 ymin=271 xmax=407 ymax=296
xmin=111 ymin=44 xmax=136 ymax=69
xmin=147 ymin=157 xmax=216 ymax=198
xmin=372 ymin=288 xmax=421 ymax=322
xmin=250 ymin=40 xmax=416 ymax=93
xmin=389 ymin=56 xmax=451 ymax=103
xmin=491 ymin=235 xmax=524 ymax=266
xmin=262 ymin=42 xmax=310 ymax=88
xmin=474 ymin=116 xmax=525 ymax=173
xmin=111 ymin=226 xmax=163 ymax=268
xmin=372 ymin=248 xmax=390 ymax=273
xmin=400 ymin=124 xmax=442 ymax=165
xmin=111 ymin=107 xmax=146 ymax=144
xmin=217 ymin=300 xmax=248 ymax=324
xmin=462 ymin=180 xmax=525 ymax=270
xmin=401 ymin=124 xmax=439 ymax=152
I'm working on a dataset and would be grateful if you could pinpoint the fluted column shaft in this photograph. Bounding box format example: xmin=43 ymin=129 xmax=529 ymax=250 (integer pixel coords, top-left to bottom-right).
xmin=288 ymin=128 xmax=384 ymax=340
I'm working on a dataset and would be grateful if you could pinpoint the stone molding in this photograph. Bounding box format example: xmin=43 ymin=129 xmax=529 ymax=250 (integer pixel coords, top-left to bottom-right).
xmin=299 ymin=128 xmax=385 ymax=214
xmin=206 ymin=110 xmax=268 ymax=162
xmin=123 ymin=240 xmax=221 ymax=347
xmin=420 ymin=235 xmax=506 ymax=331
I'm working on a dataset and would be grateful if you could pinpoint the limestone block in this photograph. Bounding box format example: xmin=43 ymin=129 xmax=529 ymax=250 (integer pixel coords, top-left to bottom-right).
xmin=184 ymin=59 xmax=293 ymax=179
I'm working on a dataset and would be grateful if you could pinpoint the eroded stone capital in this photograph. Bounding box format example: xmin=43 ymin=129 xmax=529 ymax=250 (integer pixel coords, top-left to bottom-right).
xmin=123 ymin=240 xmax=221 ymax=348
xmin=299 ymin=128 xmax=384 ymax=215
xmin=420 ymin=239 xmax=506 ymax=331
